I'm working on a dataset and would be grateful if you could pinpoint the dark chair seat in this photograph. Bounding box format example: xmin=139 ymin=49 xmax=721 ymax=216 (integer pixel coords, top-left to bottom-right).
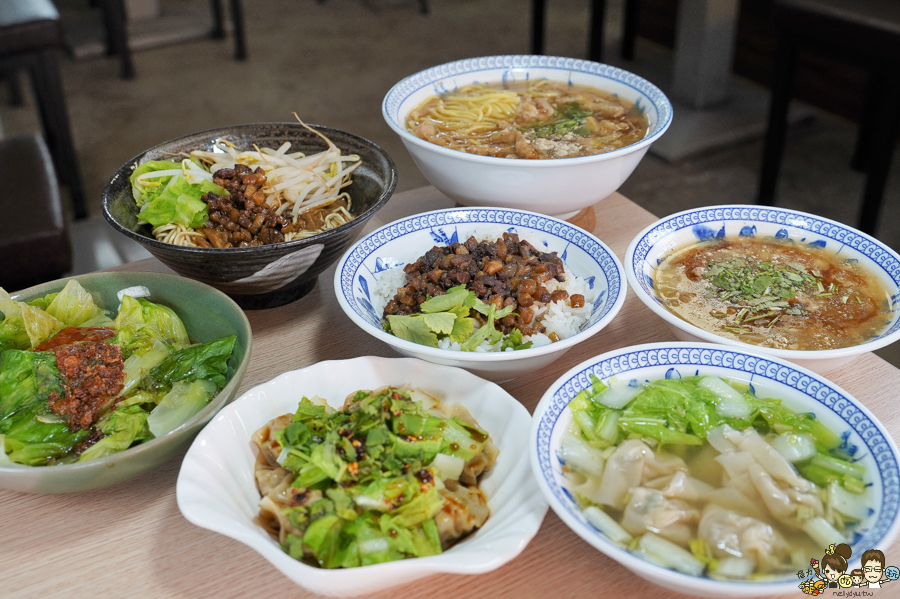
xmin=0 ymin=134 xmax=72 ymax=292
xmin=758 ymin=0 xmax=900 ymax=235
xmin=0 ymin=0 xmax=86 ymax=219
xmin=0 ymin=0 xmax=62 ymax=55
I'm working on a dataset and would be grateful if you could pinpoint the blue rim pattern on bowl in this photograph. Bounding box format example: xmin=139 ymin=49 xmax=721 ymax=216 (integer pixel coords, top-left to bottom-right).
xmin=630 ymin=206 xmax=900 ymax=339
xmin=339 ymin=208 xmax=621 ymax=331
xmin=534 ymin=345 xmax=900 ymax=584
xmin=383 ymin=55 xmax=673 ymax=161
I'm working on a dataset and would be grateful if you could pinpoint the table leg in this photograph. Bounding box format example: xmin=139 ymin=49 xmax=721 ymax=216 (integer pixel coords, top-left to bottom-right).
xmin=230 ymin=0 xmax=247 ymax=60
xmin=671 ymin=0 xmax=740 ymax=108
xmin=531 ymin=0 xmax=545 ymax=55
xmin=588 ymin=0 xmax=606 ymax=63
xmin=621 ymin=0 xmax=639 ymax=60
xmin=757 ymin=31 xmax=797 ymax=207
xmin=858 ymin=72 xmax=900 ymax=235
xmin=210 ymin=0 xmax=225 ymax=38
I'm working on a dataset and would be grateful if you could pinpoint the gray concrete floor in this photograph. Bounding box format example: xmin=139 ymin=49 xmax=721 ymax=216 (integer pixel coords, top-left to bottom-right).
xmin=2 ymin=0 xmax=899 ymax=365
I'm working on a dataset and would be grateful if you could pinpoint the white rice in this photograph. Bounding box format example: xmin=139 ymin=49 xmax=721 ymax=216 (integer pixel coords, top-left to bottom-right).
xmin=372 ymin=231 xmax=598 ymax=352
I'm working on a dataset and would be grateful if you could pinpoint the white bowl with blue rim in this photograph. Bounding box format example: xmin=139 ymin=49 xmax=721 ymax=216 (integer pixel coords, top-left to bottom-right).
xmin=625 ymin=205 xmax=900 ymax=375
xmin=530 ymin=341 xmax=900 ymax=598
xmin=382 ymin=55 xmax=672 ymax=220
xmin=333 ymin=207 xmax=627 ymax=383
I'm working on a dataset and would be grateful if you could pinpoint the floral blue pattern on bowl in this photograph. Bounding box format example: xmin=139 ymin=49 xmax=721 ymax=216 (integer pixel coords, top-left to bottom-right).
xmin=531 ymin=342 xmax=900 ymax=594
xmin=383 ymin=54 xmax=672 ymax=162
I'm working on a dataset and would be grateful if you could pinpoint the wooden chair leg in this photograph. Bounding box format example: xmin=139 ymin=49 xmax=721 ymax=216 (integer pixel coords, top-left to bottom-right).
xmin=28 ymin=50 xmax=87 ymax=219
xmin=588 ymin=0 xmax=606 ymax=62
xmin=418 ymin=0 xmax=429 ymax=15
xmin=229 ymin=0 xmax=247 ymax=60
xmin=757 ymin=31 xmax=798 ymax=207
xmin=210 ymin=0 xmax=225 ymax=38
xmin=622 ymin=0 xmax=639 ymax=60
xmin=531 ymin=0 xmax=545 ymax=55
xmin=857 ymin=72 xmax=900 ymax=235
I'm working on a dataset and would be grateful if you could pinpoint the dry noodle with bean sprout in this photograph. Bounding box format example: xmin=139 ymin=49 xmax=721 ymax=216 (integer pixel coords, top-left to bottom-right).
xmin=129 ymin=120 xmax=361 ymax=248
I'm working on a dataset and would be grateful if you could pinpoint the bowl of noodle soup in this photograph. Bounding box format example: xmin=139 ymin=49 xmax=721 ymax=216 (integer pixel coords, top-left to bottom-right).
xmin=382 ymin=55 xmax=672 ymax=220
xmin=102 ymin=123 xmax=397 ymax=309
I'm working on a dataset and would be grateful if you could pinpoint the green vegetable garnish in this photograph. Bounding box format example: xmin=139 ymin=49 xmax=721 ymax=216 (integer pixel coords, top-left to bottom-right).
xmin=384 ymin=285 xmax=525 ymax=352
xmin=703 ymin=256 xmax=848 ymax=332
xmin=520 ymin=102 xmax=593 ymax=138
xmin=260 ymin=388 xmax=493 ymax=568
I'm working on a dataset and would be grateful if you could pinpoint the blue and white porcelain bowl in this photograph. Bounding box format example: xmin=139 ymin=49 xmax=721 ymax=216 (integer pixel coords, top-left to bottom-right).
xmin=382 ymin=55 xmax=672 ymax=220
xmin=333 ymin=207 xmax=627 ymax=382
xmin=625 ymin=205 xmax=900 ymax=375
xmin=530 ymin=342 xmax=900 ymax=598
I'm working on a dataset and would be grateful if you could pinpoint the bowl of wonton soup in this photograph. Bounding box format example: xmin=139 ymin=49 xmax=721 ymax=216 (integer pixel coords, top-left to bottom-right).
xmin=531 ymin=342 xmax=900 ymax=598
xmin=382 ymin=55 xmax=672 ymax=220
xmin=625 ymin=205 xmax=900 ymax=375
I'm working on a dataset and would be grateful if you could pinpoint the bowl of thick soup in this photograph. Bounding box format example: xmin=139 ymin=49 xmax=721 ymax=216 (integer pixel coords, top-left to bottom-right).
xmin=382 ymin=55 xmax=672 ymax=220
xmin=531 ymin=342 xmax=900 ymax=597
xmin=625 ymin=205 xmax=900 ymax=374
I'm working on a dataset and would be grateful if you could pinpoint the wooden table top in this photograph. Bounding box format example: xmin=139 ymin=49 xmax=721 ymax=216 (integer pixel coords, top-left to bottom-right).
xmin=4 ymin=187 xmax=899 ymax=598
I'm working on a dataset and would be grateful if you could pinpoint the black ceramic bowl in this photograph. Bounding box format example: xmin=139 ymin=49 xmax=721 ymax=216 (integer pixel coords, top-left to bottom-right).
xmin=102 ymin=123 xmax=397 ymax=309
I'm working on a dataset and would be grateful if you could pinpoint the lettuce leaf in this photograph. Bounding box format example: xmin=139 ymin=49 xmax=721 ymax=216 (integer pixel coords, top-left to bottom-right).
xmin=113 ymin=296 xmax=190 ymax=352
xmin=129 ymin=160 xmax=182 ymax=206
xmin=385 ymin=315 xmax=438 ymax=347
xmin=79 ymin=405 xmax=151 ymax=461
xmin=0 ymin=313 xmax=30 ymax=352
xmin=145 ymin=335 xmax=236 ymax=391
xmin=26 ymin=292 xmax=59 ymax=311
xmin=0 ymin=404 xmax=88 ymax=465
xmin=137 ymin=177 xmax=224 ymax=228
xmin=419 ymin=285 xmax=474 ymax=313
xmin=147 ymin=379 xmax=217 ymax=437
xmin=0 ymin=350 xmax=64 ymax=420
xmin=45 ymin=280 xmax=107 ymax=327
xmin=121 ymin=339 xmax=171 ymax=396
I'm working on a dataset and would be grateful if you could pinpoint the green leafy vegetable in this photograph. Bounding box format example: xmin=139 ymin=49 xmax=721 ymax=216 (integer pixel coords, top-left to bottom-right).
xmin=79 ymin=405 xmax=151 ymax=461
xmin=0 ymin=350 xmax=64 ymax=421
xmin=521 ymin=102 xmax=594 ymax=138
xmin=146 ymin=379 xmax=217 ymax=437
xmin=145 ymin=335 xmax=236 ymax=392
xmin=113 ymin=296 xmax=190 ymax=353
xmin=419 ymin=285 xmax=475 ymax=313
xmin=129 ymin=160 xmax=183 ymax=206
xmin=421 ymin=312 xmax=456 ymax=335
xmin=0 ymin=287 xmax=237 ymax=467
xmin=45 ymin=280 xmax=107 ymax=327
xmin=0 ymin=404 xmax=88 ymax=465
xmin=264 ymin=387 xmax=492 ymax=568
xmin=500 ymin=327 xmax=533 ymax=351
xmin=385 ymin=315 xmax=439 ymax=347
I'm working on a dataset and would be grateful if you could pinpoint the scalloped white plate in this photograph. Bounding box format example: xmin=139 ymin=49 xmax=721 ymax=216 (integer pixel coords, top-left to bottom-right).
xmin=177 ymin=356 xmax=547 ymax=597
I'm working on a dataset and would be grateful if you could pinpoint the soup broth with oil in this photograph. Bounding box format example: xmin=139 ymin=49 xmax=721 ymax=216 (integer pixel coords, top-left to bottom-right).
xmin=655 ymin=238 xmax=891 ymax=351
